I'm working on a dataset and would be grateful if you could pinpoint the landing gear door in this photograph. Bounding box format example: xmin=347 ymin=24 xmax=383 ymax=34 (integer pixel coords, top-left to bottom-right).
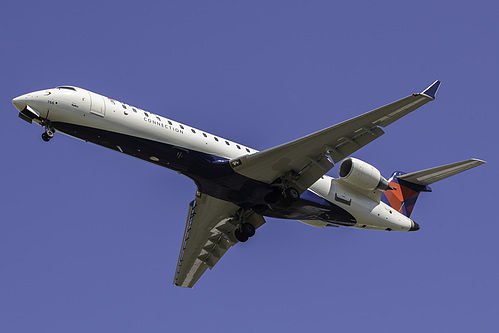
xmin=89 ymin=93 xmax=106 ymax=117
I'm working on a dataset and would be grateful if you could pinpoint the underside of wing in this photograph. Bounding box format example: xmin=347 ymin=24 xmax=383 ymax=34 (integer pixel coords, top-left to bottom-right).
xmin=230 ymin=81 xmax=441 ymax=192
xmin=173 ymin=193 xmax=265 ymax=288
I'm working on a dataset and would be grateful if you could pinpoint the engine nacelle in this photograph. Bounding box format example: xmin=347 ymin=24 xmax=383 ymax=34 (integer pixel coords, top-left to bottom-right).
xmin=339 ymin=157 xmax=391 ymax=191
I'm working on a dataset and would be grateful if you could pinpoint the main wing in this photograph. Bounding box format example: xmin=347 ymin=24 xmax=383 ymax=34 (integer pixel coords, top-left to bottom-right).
xmin=173 ymin=192 xmax=265 ymax=288
xmin=230 ymin=81 xmax=441 ymax=192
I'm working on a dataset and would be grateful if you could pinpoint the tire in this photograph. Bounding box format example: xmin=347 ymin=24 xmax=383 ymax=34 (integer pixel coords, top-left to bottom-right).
xmin=235 ymin=228 xmax=249 ymax=242
xmin=284 ymin=187 xmax=300 ymax=201
xmin=242 ymin=223 xmax=255 ymax=238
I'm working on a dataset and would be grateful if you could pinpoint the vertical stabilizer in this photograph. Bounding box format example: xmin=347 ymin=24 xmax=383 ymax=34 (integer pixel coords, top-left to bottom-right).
xmin=382 ymin=172 xmax=430 ymax=218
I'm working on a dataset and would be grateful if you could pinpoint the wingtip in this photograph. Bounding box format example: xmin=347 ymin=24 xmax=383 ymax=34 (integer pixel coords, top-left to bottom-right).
xmin=421 ymin=80 xmax=441 ymax=99
xmin=470 ymin=158 xmax=487 ymax=165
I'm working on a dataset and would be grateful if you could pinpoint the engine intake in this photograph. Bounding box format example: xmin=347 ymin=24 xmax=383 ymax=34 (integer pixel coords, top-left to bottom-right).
xmin=339 ymin=157 xmax=391 ymax=191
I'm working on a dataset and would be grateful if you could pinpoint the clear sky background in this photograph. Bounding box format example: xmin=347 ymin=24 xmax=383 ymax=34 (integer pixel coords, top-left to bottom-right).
xmin=1 ymin=1 xmax=497 ymax=332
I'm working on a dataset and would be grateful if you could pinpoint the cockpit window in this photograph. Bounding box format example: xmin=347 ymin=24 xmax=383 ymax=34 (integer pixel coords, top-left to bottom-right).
xmin=56 ymin=86 xmax=76 ymax=91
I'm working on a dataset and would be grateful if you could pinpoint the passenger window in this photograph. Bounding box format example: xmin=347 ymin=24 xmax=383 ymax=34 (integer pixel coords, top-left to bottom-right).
xmin=132 ymin=108 xmax=137 ymax=113
xmin=168 ymin=121 xmax=172 ymax=125
xmin=214 ymin=137 xmax=219 ymax=142
xmin=246 ymin=148 xmax=250 ymax=153
xmin=236 ymin=145 xmax=241 ymax=149
xmin=122 ymin=104 xmax=127 ymax=109
xmin=179 ymin=125 xmax=184 ymax=129
xmin=191 ymin=129 xmax=196 ymax=134
xmin=156 ymin=116 xmax=161 ymax=121
xmin=225 ymin=141 xmax=230 ymax=146
xmin=144 ymin=112 xmax=149 ymax=117
xmin=203 ymin=133 xmax=207 ymax=137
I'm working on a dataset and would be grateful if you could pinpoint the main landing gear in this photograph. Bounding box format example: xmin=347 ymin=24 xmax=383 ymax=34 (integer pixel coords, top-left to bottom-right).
xmin=264 ymin=186 xmax=301 ymax=206
xmin=235 ymin=222 xmax=256 ymax=243
xmin=284 ymin=187 xmax=300 ymax=202
xmin=232 ymin=186 xmax=300 ymax=243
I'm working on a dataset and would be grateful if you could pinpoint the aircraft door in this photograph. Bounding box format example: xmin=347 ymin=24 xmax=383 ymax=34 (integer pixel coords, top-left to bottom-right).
xmin=89 ymin=93 xmax=106 ymax=117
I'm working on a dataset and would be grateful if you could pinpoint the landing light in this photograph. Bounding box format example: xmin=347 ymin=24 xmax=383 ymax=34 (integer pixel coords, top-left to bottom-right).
xmin=231 ymin=159 xmax=242 ymax=167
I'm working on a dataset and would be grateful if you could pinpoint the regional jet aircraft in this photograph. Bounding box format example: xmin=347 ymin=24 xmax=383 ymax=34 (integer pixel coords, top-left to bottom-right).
xmin=12 ymin=81 xmax=485 ymax=288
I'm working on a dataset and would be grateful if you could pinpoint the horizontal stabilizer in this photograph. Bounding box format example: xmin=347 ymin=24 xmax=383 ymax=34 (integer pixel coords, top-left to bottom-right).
xmin=397 ymin=159 xmax=486 ymax=186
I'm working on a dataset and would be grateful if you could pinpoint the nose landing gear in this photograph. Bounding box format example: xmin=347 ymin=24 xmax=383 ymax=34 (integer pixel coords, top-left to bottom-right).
xmin=41 ymin=131 xmax=54 ymax=142
xmin=41 ymin=122 xmax=54 ymax=142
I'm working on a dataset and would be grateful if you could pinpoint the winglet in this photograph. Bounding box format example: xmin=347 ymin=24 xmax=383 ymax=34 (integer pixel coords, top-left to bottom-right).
xmin=420 ymin=80 xmax=441 ymax=99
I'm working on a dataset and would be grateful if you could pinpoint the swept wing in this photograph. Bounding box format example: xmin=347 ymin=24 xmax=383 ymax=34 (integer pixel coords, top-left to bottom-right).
xmin=230 ymin=81 xmax=441 ymax=192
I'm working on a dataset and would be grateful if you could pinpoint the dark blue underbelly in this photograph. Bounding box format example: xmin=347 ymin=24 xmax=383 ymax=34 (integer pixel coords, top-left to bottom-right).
xmin=53 ymin=122 xmax=356 ymax=226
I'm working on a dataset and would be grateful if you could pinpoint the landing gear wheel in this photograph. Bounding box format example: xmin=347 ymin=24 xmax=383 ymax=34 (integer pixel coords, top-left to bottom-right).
xmin=284 ymin=187 xmax=300 ymax=201
xmin=235 ymin=228 xmax=249 ymax=243
xmin=235 ymin=223 xmax=256 ymax=242
xmin=41 ymin=132 xmax=51 ymax=142
xmin=241 ymin=223 xmax=255 ymax=238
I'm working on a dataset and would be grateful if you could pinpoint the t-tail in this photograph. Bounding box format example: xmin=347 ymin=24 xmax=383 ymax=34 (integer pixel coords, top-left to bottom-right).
xmin=381 ymin=159 xmax=486 ymax=218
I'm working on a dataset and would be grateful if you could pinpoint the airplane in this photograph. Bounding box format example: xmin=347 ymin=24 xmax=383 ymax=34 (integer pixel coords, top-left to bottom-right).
xmin=12 ymin=80 xmax=485 ymax=288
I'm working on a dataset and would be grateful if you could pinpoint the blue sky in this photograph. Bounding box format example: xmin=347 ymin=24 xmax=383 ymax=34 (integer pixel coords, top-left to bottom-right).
xmin=1 ymin=1 xmax=497 ymax=332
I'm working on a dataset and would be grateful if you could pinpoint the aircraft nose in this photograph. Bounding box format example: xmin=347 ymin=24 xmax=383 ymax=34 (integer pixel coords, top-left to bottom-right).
xmin=12 ymin=94 xmax=29 ymax=112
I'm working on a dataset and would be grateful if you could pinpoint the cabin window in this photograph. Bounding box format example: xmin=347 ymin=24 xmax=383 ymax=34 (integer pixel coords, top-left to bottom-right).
xmin=156 ymin=116 xmax=161 ymax=121
xmin=179 ymin=125 xmax=184 ymax=130
xmin=246 ymin=148 xmax=250 ymax=153
xmin=191 ymin=129 xmax=196 ymax=134
xmin=109 ymin=99 xmax=115 ymax=105
xmin=144 ymin=112 xmax=149 ymax=117
xmin=236 ymin=145 xmax=241 ymax=149
xmin=225 ymin=141 xmax=230 ymax=146
xmin=132 ymin=108 xmax=137 ymax=113
xmin=203 ymin=133 xmax=207 ymax=138
xmin=214 ymin=137 xmax=219 ymax=142
xmin=168 ymin=121 xmax=173 ymax=125
xmin=122 ymin=104 xmax=127 ymax=109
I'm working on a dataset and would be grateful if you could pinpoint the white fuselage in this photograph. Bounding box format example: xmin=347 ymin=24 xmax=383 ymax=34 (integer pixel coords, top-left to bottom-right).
xmin=13 ymin=86 xmax=416 ymax=232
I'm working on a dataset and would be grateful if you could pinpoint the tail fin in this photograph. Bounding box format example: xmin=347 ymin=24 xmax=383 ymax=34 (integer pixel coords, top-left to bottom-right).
xmin=382 ymin=159 xmax=485 ymax=217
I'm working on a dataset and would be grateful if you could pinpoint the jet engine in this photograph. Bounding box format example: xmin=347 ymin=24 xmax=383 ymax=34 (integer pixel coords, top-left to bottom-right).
xmin=338 ymin=157 xmax=391 ymax=191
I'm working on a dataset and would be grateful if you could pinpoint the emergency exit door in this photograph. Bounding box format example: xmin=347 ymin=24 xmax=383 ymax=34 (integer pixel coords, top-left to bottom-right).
xmin=89 ymin=93 xmax=106 ymax=117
